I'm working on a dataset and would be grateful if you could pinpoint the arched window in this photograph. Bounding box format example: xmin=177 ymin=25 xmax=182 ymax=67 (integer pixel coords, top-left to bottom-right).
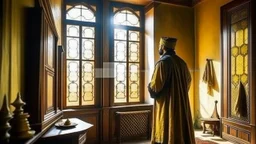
xmin=112 ymin=7 xmax=143 ymax=104
xmin=113 ymin=9 xmax=140 ymax=27
xmin=66 ymin=5 xmax=96 ymax=22
xmin=65 ymin=4 xmax=97 ymax=107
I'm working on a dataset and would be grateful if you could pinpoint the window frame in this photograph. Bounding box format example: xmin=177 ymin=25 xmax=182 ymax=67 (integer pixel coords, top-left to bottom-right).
xmin=109 ymin=2 xmax=145 ymax=106
xmin=63 ymin=0 xmax=103 ymax=108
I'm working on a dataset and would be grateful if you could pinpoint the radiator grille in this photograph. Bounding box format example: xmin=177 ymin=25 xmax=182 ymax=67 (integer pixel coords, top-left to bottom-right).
xmin=115 ymin=110 xmax=151 ymax=143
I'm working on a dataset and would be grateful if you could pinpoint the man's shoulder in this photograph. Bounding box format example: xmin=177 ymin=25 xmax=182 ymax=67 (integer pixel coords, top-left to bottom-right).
xmin=160 ymin=55 xmax=171 ymax=61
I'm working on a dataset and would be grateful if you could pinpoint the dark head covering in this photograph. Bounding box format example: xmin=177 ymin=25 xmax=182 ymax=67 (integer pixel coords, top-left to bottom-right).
xmin=159 ymin=37 xmax=177 ymax=50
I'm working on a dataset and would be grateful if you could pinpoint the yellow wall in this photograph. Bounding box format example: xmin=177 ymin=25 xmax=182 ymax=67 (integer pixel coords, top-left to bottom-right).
xmin=154 ymin=3 xmax=195 ymax=118
xmin=194 ymin=0 xmax=232 ymax=126
xmin=0 ymin=0 xmax=12 ymax=108
xmin=0 ymin=0 xmax=62 ymax=109
xmin=9 ymin=0 xmax=35 ymax=108
xmin=145 ymin=7 xmax=155 ymax=104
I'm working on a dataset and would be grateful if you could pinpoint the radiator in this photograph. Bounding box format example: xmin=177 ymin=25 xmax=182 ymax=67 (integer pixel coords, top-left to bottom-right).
xmin=115 ymin=110 xmax=151 ymax=143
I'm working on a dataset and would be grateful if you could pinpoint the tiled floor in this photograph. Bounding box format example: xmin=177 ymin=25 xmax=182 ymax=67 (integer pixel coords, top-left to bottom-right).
xmin=122 ymin=130 xmax=233 ymax=144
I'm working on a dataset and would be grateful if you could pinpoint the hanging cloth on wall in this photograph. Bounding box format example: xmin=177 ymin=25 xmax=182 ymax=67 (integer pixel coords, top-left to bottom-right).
xmin=202 ymin=59 xmax=216 ymax=96
xmin=235 ymin=82 xmax=247 ymax=118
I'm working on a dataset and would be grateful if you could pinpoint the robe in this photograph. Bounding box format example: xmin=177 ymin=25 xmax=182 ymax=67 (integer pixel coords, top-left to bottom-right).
xmin=148 ymin=51 xmax=195 ymax=144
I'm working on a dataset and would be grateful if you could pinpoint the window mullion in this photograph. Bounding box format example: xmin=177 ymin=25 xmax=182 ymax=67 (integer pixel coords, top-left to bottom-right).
xmin=126 ymin=29 xmax=129 ymax=104
xmin=79 ymin=25 xmax=82 ymax=106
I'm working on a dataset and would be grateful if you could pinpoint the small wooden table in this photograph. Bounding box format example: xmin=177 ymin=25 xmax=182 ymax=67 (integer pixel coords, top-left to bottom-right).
xmin=201 ymin=118 xmax=220 ymax=136
xmin=39 ymin=118 xmax=93 ymax=144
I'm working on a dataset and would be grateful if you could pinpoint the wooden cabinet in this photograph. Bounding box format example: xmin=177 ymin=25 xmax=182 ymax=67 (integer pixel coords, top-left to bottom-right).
xmin=221 ymin=0 xmax=256 ymax=143
xmin=24 ymin=0 xmax=63 ymax=132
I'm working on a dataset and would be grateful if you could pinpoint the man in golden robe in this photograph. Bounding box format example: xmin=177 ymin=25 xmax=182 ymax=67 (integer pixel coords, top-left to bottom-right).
xmin=148 ymin=37 xmax=195 ymax=144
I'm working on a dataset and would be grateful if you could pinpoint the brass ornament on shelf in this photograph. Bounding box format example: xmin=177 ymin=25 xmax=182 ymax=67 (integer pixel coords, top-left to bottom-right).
xmin=10 ymin=93 xmax=35 ymax=142
xmin=0 ymin=95 xmax=13 ymax=144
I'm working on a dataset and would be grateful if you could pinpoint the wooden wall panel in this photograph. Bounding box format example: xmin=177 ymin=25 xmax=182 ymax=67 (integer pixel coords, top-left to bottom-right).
xmin=230 ymin=127 xmax=237 ymax=137
xmin=223 ymin=124 xmax=228 ymax=133
xmin=63 ymin=109 xmax=101 ymax=144
xmin=238 ymin=131 xmax=250 ymax=141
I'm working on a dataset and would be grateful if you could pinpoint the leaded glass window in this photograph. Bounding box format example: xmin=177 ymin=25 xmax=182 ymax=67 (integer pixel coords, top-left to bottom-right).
xmin=113 ymin=8 xmax=141 ymax=104
xmin=65 ymin=4 xmax=96 ymax=106
xmin=230 ymin=8 xmax=249 ymax=121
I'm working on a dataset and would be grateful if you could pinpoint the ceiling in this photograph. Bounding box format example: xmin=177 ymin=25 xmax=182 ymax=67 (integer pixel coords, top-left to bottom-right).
xmin=111 ymin=0 xmax=203 ymax=7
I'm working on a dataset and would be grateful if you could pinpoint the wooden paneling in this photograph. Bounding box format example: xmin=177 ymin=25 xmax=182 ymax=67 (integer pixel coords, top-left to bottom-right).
xmin=223 ymin=124 xmax=228 ymax=133
xmin=46 ymin=73 xmax=54 ymax=109
xmin=23 ymin=0 xmax=62 ymax=132
xmin=238 ymin=131 xmax=250 ymax=141
xmin=230 ymin=127 xmax=237 ymax=137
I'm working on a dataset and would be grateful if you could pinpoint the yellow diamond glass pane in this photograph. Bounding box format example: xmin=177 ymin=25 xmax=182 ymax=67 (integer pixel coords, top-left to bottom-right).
xmin=236 ymin=55 xmax=244 ymax=75
xmin=244 ymin=28 xmax=248 ymax=44
xmin=231 ymin=31 xmax=235 ymax=47
xmin=231 ymin=47 xmax=239 ymax=56
xmin=236 ymin=30 xmax=244 ymax=47
xmin=241 ymin=74 xmax=248 ymax=85
xmin=240 ymin=45 xmax=248 ymax=55
xmin=245 ymin=55 xmax=248 ymax=74
xmin=231 ymin=56 xmax=235 ymax=75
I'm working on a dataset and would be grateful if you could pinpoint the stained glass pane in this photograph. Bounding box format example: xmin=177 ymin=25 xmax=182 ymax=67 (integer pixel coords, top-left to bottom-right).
xmin=66 ymin=5 xmax=96 ymax=22
xmin=245 ymin=55 xmax=248 ymax=74
xmin=236 ymin=55 xmax=243 ymax=75
xmin=67 ymin=37 xmax=79 ymax=59
xmin=82 ymin=39 xmax=94 ymax=60
xmin=114 ymin=10 xmax=140 ymax=27
xmin=82 ymin=26 xmax=95 ymax=38
xmin=129 ymin=31 xmax=140 ymax=41
xmin=114 ymin=63 xmax=127 ymax=103
xmin=67 ymin=25 xmax=79 ymax=37
xmin=230 ymin=18 xmax=248 ymax=120
xmin=231 ymin=56 xmax=235 ymax=75
xmin=114 ymin=41 xmax=127 ymax=61
xmin=67 ymin=61 xmax=80 ymax=106
xmin=82 ymin=61 xmax=94 ymax=105
xmin=114 ymin=29 xmax=127 ymax=40
xmin=129 ymin=42 xmax=139 ymax=62
xmin=231 ymin=31 xmax=235 ymax=47
xmin=129 ymin=64 xmax=140 ymax=102
xmin=236 ymin=30 xmax=244 ymax=47
xmin=240 ymin=45 xmax=248 ymax=55
xmin=244 ymin=28 xmax=248 ymax=44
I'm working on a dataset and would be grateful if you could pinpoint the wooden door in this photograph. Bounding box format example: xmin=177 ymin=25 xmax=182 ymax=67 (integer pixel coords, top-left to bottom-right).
xmin=221 ymin=0 xmax=256 ymax=143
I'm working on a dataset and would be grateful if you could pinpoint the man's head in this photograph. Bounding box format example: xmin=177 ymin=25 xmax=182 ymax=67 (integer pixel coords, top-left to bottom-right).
xmin=158 ymin=37 xmax=177 ymax=55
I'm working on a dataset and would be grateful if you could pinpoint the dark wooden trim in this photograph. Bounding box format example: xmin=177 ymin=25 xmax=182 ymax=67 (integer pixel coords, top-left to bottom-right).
xmin=103 ymin=0 xmax=111 ymax=107
xmin=38 ymin=0 xmax=59 ymax=39
xmin=153 ymin=0 xmax=192 ymax=7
